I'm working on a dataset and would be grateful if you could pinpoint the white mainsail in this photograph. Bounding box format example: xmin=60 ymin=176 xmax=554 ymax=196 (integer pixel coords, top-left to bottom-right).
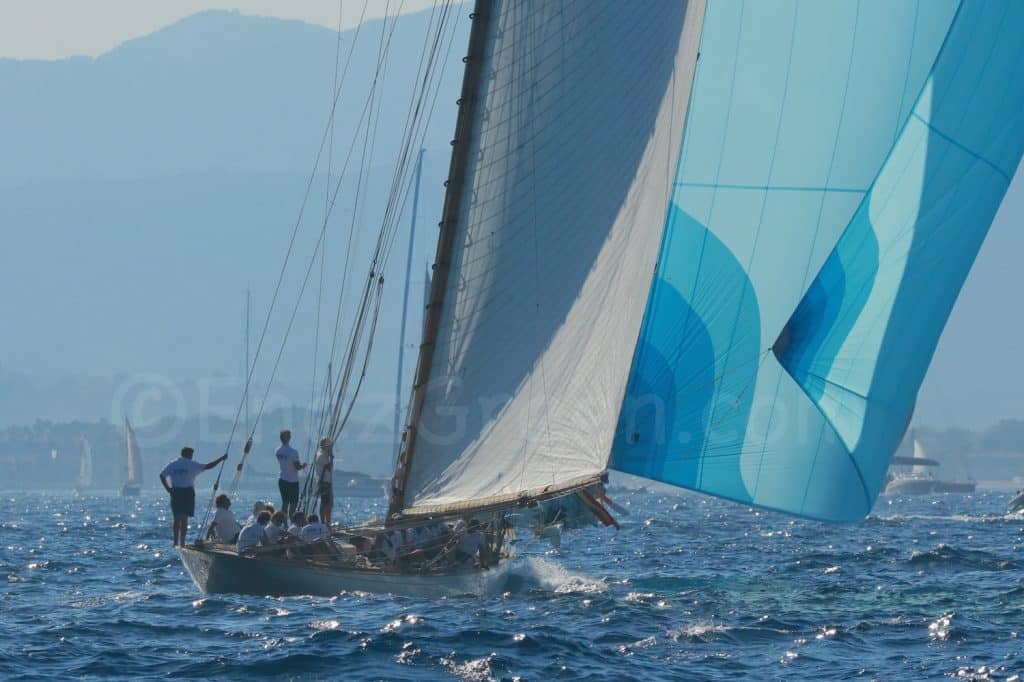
xmin=125 ymin=418 xmax=142 ymax=485
xmin=395 ymin=0 xmax=706 ymax=515
xmin=910 ymin=440 xmax=931 ymax=477
xmin=78 ymin=437 xmax=93 ymax=488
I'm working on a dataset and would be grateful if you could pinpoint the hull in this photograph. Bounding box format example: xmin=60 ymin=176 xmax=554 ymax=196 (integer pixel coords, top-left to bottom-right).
xmin=179 ymin=546 xmax=509 ymax=598
xmin=884 ymin=478 xmax=976 ymax=495
xmin=120 ymin=483 xmax=141 ymax=497
xmin=1008 ymin=493 xmax=1024 ymax=514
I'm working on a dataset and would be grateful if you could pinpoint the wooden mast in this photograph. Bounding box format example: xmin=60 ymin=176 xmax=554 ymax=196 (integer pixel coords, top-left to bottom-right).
xmin=387 ymin=1 xmax=493 ymax=521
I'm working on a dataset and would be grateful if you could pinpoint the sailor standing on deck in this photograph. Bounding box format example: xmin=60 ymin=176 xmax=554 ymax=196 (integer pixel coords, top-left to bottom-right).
xmin=314 ymin=437 xmax=335 ymax=527
xmin=275 ymin=430 xmax=305 ymax=518
xmin=159 ymin=446 xmax=227 ymax=547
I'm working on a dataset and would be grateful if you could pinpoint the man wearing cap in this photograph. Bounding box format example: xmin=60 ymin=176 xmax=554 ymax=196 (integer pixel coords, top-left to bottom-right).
xmin=275 ymin=429 xmax=305 ymax=518
xmin=159 ymin=446 xmax=227 ymax=546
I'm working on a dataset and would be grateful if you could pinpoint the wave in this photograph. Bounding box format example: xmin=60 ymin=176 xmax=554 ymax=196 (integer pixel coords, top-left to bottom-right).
xmin=503 ymin=556 xmax=606 ymax=594
xmin=905 ymin=544 xmax=1019 ymax=571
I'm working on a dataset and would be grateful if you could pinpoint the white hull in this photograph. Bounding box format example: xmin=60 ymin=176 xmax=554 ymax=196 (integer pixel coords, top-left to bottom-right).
xmin=179 ymin=546 xmax=510 ymax=599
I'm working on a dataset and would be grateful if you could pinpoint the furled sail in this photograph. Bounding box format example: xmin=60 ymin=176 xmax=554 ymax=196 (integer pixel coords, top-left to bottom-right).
xmin=125 ymin=418 xmax=142 ymax=485
xmin=394 ymin=0 xmax=706 ymax=516
xmin=612 ymin=0 xmax=1024 ymax=521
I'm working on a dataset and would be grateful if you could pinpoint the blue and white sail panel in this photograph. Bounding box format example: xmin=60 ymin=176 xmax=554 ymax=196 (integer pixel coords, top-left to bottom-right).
xmin=777 ymin=0 xmax=1024 ymax=506
xmin=612 ymin=0 xmax=967 ymax=520
xmin=401 ymin=1 xmax=706 ymax=515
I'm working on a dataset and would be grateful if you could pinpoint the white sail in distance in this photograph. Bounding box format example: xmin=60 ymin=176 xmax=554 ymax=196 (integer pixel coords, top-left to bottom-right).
xmin=125 ymin=418 xmax=142 ymax=485
xmin=396 ymin=0 xmax=706 ymax=515
xmin=78 ymin=438 xmax=93 ymax=488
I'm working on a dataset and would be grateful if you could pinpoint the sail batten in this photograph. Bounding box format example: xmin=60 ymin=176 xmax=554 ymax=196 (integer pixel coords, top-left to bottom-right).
xmin=395 ymin=0 xmax=706 ymax=515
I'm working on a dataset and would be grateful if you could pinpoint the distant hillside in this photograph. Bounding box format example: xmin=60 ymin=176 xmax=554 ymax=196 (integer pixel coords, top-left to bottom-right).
xmin=0 ymin=8 xmax=466 ymax=426
xmin=0 ymin=9 xmax=464 ymax=183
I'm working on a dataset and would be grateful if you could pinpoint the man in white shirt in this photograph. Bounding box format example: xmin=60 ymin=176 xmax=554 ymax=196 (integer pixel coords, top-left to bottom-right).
xmin=159 ymin=446 xmax=227 ymax=546
xmin=314 ymin=437 xmax=335 ymax=526
xmin=287 ymin=512 xmax=306 ymax=538
xmin=275 ymin=430 xmax=305 ymax=518
xmin=264 ymin=511 xmax=288 ymax=544
xmin=207 ymin=494 xmax=242 ymax=543
xmin=236 ymin=511 xmax=271 ymax=553
xmin=300 ymin=514 xmax=328 ymax=543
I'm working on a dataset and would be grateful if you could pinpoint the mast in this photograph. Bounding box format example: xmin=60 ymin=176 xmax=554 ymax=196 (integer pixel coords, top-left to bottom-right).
xmin=244 ymin=288 xmax=251 ymax=434
xmin=394 ymin=148 xmax=425 ymax=458
xmin=388 ymin=2 xmax=492 ymax=519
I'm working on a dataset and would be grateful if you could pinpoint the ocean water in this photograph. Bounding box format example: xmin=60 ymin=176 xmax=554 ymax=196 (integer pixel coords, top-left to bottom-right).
xmin=2 ymin=488 xmax=1022 ymax=680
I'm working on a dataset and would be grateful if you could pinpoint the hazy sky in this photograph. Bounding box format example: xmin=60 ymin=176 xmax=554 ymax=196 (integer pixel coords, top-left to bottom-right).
xmin=0 ymin=0 xmax=438 ymax=60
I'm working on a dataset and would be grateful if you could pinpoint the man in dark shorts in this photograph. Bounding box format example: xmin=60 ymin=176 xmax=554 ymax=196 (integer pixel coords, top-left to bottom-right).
xmin=159 ymin=446 xmax=227 ymax=546
xmin=275 ymin=430 xmax=305 ymax=518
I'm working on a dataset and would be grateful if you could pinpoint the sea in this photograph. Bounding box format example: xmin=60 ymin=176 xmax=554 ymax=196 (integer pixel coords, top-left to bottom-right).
xmin=2 ymin=487 xmax=1022 ymax=680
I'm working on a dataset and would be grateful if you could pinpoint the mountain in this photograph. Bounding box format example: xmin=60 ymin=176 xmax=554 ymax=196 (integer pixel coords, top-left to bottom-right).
xmin=0 ymin=9 xmax=464 ymax=183
xmin=0 ymin=8 xmax=466 ymax=430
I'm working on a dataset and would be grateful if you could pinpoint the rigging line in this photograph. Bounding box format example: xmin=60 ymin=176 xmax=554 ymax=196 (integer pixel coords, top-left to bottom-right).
xmin=374 ymin=1 xmax=453 ymax=257
xmin=378 ymin=2 xmax=458 ymax=267
xmin=317 ymin=1 xmax=456 ymax=443
xmin=305 ymin=0 xmax=453 ymax=481
xmin=240 ymin=3 xmax=400 ymax=451
xmin=317 ymin=54 xmax=383 ymax=441
xmin=307 ymin=0 xmax=346 ymax=459
xmin=315 ymin=2 xmax=402 ymax=429
xmin=331 ymin=277 xmax=386 ymax=440
xmin=215 ymin=0 xmax=372 ymax=466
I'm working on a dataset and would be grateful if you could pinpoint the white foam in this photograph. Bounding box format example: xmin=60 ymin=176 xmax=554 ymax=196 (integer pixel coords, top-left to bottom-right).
xmin=505 ymin=556 xmax=606 ymax=594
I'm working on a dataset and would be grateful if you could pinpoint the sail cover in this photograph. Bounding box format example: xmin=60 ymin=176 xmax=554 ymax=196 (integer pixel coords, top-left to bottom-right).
xmin=400 ymin=0 xmax=706 ymax=514
xmin=612 ymin=0 xmax=1024 ymax=521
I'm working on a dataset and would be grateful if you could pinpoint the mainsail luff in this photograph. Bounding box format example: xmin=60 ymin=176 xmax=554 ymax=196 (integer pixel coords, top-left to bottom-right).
xmin=396 ymin=0 xmax=706 ymax=516
xmin=388 ymin=0 xmax=494 ymax=519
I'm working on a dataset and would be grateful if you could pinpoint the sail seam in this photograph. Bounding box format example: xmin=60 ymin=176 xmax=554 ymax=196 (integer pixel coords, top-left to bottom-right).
xmin=678 ymin=182 xmax=867 ymax=194
xmin=909 ymin=111 xmax=1013 ymax=183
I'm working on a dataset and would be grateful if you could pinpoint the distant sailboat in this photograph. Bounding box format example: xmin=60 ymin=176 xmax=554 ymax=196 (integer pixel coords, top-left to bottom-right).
xmin=179 ymin=0 xmax=1024 ymax=597
xmin=75 ymin=437 xmax=93 ymax=493
xmin=883 ymin=438 xmax=976 ymax=495
xmin=120 ymin=418 xmax=143 ymax=497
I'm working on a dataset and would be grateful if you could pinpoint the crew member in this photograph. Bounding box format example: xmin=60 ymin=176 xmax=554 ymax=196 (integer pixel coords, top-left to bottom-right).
xmin=275 ymin=429 xmax=305 ymax=518
xmin=159 ymin=446 xmax=227 ymax=547
xmin=315 ymin=437 xmax=335 ymax=526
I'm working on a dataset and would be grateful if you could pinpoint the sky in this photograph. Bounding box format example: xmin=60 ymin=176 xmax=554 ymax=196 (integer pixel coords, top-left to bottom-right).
xmin=0 ymin=2 xmax=1021 ymax=431
xmin=0 ymin=0 xmax=437 ymax=60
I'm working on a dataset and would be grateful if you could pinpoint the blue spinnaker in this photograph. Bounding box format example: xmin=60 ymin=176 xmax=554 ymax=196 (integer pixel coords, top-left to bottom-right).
xmin=612 ymin=0 xmax=1022 ymax=521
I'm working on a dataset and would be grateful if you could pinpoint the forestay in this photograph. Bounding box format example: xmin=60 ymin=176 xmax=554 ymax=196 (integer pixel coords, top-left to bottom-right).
xmin=612 ymin=0 xmax=1023 ymax=521
xmin=398 ymin=0 xmax=706 ymax=515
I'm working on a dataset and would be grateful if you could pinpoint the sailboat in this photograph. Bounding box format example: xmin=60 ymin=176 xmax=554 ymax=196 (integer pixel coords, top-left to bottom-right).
xmin=75 ymin=437 xmax=93 ymax=494
xmin=120 ymin=418 xmax=143 ymax=497
xmin=180 ymin=0 xmax=1024 ymax=597
xmin=883 ymin=438 xmax=975 ymax=495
